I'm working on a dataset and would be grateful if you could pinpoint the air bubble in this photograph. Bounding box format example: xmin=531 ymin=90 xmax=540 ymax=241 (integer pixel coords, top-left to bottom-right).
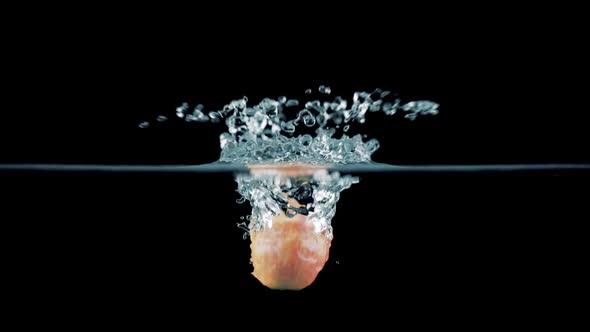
xmin=299 ymin=134 xmax=313 ymax=146
xmin=280 ymin=120 xmax=296 ymax=133
xmin=285 ymin=209 xmax=297 ymax=218
xmin=302 ymin=111 xmax=316 ymax=127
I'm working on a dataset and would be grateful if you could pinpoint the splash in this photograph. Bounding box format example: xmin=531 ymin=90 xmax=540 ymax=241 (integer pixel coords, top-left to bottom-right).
xmin=170 ymin=87 xmax=439 ymax=165
xmin=140 ymin=86 xmax=438 ymax=290
xmin=235 ymin=169 xmax=359 ymax=240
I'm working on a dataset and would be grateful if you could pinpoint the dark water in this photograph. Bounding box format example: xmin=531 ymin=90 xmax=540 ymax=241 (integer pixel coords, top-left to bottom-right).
xmin=3 ymin=169 xmax=588 ymax=319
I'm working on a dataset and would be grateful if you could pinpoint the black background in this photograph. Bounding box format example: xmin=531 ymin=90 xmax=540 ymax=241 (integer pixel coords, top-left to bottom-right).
xmin=2 ymin=7 xmax=589 ymax=326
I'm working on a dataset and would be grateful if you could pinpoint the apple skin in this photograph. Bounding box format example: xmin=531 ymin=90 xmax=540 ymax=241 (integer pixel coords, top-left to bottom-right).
xmin=250 ymin=212 xmax=331 ymax=290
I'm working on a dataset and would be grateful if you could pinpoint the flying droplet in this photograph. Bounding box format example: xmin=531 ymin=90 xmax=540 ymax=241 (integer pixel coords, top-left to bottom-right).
xmin=138 ymin=122 xmax=150 ymax=128
xmin=156 ymin=115 xmax=168 ymax=122
xmin=285 ymin=99 xmax=299 ymax=107
xmin=209 ymin=111 xmax=222 ymax=123
xmin=318 ymin=85 xmax=331 ymax=94
xmin=382 ymin=102 xmax=397 ymax=115
xmin=176 ymin=103 xmax=189 ymax=118
xmin=305 ymin=88 xmax=312 ymax=94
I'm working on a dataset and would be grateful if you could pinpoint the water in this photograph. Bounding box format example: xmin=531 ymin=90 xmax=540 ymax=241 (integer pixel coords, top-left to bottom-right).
xmin=2 ymin=87 xmax=589 ymax=292
xmin=6 ymin=169 xmax=587 ymax=296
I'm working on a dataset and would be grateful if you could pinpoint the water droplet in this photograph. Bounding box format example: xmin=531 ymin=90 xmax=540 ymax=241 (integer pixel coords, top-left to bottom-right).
xmin=209 ymin=111 xmax=222 ymax=123
xmin=189 ymin=106 xmax=209 ymax=122
xmin=240 ymin=216 xmax=244 ymax=220
xmin=176 ymin=103 xmax=189 ymax=118
xmin=305 ymin=88 xmax=312 ymax=94
xmin=285 ymin=99 xmax=299 ymax=107
xmin=336 ymin=260 xmax=340 ymax=265
xmin=401 ymin=101 xmax=439 ymax=117
xmin=319 ymin=85 xmax=331 ymax=94
xmin=405 ymin=113 xmax=418 ymax=120
xmin=382 ymin=102 xmax=397 ymax=115
xmin=236 ymin=196 xmax=246 ymax=204
xmin=138 ymin=121 xmax=150 ymax=128
xmin=380 ymin=90 xmax=391 ymax=98
xmin=369 ymin=100 xmax=382 ymax=112
xmin=278 ymin=96 xmax=287 ymax=103
xmin=156 ymin=115 xmax=168 ymax=122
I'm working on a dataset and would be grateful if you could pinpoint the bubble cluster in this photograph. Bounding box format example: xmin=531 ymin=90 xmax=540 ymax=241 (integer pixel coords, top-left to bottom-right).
xmin=235 ymin=170 xmax=359 ymax=239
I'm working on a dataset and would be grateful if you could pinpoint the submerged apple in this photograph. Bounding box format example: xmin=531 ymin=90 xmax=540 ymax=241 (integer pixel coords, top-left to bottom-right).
xmin=250 ymin=210 xmax=331 ymax=290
